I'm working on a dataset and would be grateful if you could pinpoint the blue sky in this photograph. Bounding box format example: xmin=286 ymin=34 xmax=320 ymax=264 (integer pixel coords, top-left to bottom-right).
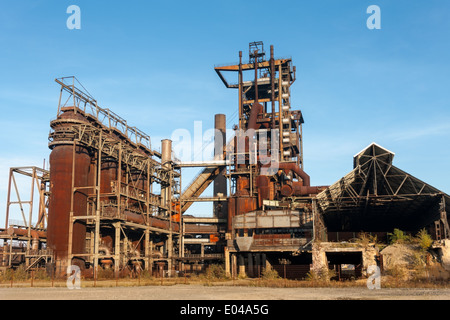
xmin=1 ymin=0 xmax=450 ymax=223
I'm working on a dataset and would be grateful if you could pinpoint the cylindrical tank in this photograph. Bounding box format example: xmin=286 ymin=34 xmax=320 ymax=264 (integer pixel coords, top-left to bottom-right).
xmin=48 ymin=111 xmax=91 ymax=268
xmin=48 ymin=144 xmax=90 ymax=264
xmin=100 ymin=159 xmax=118 ymax=195
xmin=161 ymin=139 xmax=172 ymax=168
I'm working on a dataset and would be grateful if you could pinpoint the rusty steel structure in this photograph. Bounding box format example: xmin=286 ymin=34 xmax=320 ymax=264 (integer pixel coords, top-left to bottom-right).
xmin=1 ymin=42 xmax=449 ymax=281
xmin=44 ymin=76 xmax=183 ymax=276
xmin=214 ymin=42 xmax=328 ymax=278
xmin=0 ymin=167 xmax=51 ymax=270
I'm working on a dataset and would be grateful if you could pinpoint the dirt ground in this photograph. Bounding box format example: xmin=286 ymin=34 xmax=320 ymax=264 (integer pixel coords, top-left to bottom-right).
xmin=1 ymin=284 xmax=450 ymax=300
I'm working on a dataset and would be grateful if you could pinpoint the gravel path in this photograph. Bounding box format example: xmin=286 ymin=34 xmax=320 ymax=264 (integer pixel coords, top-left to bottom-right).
xmin=1 ymin=284 xmax=449 ymax=300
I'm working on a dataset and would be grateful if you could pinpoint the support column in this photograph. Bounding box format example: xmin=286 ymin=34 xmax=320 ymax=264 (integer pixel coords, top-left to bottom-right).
xmin=255 ymin=253 xmax=261 ymax=277
xmin=311 ymin=242 xmax=328 ymax=274
xmin=231 ymin=253 xmax=237 ymax=279
xmin=114 ymin=223 xmax=120 ymax=278
xmin=94 ymin=138 xmax=102 ymax=279
xmin=238 ymin=254 xmax=246 ymax=277
xmin=247 ymin=253 xmax=253 ymax=277
xmin=122 ymin=234 xmax=128 ymax=269
xmin=149 ymin=239 xmax=154 ymax=276
xmin=224 ymin=246 xmax=230 ymax=277
xmin=144 ymin=229 xmax=150 ymax=270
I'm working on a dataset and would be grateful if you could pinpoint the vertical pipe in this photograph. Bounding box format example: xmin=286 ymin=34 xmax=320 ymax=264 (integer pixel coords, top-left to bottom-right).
xmin=254 ymin=50 xmax=259 ymax=103
xmin=161 ymin=139 xmax=173 ymax=274
xmin=278 ymin=64 xmax=283 ymax=160
xmin=146 ymin=160 xmax=150 ymax=218
xmin=161 ymin=139 xmax=172 ymax=211
xmin=300 ymin=122 xmax=303 ymax=169
xmin=57 ymin=87 xmax=63 ymax=115
xmin=214 ymin=114 xmax=227 ymax=219
xmin=270 ymin=45 xmax=275 ymax=130
xmin=238 ymin=51 xmax=243 ymax=129
xmin=94 ymin=132 xmax=102 ymax=279
xmin=26 ymin=169 xmax=36 ymax=263
xmin=180 ymin=173 xmax=185 ymax=260
xmin=37 ymin=175 xmax=46 ymax=229
xmin=117 ymin=142 xmax=122 ymax=218
xmin=114 ymin=222 xmax=120 ymax=278
xmin=28 ymin=170 xmax=34 ymax=233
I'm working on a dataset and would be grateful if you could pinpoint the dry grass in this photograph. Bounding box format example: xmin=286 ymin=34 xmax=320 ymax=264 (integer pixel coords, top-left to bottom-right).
xmin=1 ymin=275 xmax=449 ymax=289
xmin=1 ymin=259 xmax=449 ymax=289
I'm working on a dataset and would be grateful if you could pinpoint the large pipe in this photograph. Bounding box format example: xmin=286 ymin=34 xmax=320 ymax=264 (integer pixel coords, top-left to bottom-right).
xmin=125 ymin=211 xmax=180 ymax=232
xmin=161 ymin=139 xmax=172 ymax=168
xmin=4 ymin=226 xmax=45 ymax=252
xmin=5 ymin=227 xmax=46 ymax=239
xmin=280 ymin=182 xmax=325 ymax=196
xmin=277 ymin=162 xmax=311 ymax=187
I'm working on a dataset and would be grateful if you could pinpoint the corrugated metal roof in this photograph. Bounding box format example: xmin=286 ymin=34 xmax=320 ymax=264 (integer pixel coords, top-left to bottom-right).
xmin=316 ymin=144 xmax=450 ymax=233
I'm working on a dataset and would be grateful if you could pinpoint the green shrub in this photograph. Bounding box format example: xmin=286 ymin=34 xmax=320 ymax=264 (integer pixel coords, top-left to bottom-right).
xmin=416 ymin=228 xmax=433 ymax=251
xmin=261 ymin=267 xmax=280 ymax=280
xmin=388 ymin=228 xmax=411 ymax=244
xmin=204 ymin=264 xmax=228 ymax=280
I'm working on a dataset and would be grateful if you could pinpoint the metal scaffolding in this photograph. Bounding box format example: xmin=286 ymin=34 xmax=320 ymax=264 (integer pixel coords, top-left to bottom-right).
xmin=1 ymin=166 xmax=51 ymax=270
xmin=47 ymin=77 xmax=182 ymax=277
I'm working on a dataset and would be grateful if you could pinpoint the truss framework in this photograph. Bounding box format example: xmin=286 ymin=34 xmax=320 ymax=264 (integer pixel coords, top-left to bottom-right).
xmin=1 ymin=166 xmax=52 ymax=269
xmin=316 ymin=143 xmax=450 ymax=238
xmin=49 ymin=77 xmax=182 ymax=276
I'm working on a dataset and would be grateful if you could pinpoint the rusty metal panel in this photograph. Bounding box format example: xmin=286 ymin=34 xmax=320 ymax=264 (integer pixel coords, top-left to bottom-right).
xmin=233 ymin=210 xmax=301 ymax=229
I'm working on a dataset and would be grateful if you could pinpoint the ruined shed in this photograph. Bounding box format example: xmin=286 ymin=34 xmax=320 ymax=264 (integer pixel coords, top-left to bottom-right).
xmin=316 ymin=143 xmax=450 ymax=241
